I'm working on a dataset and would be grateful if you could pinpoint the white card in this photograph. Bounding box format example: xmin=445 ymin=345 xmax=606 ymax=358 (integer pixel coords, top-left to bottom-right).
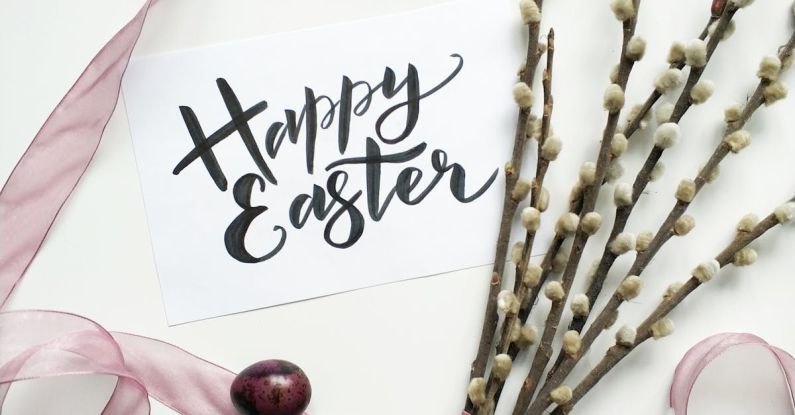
xmin=123 ymin=0 xmax=534 ymax=324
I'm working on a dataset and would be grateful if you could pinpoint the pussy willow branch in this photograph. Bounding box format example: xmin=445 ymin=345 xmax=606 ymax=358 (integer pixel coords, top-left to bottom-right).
xmin=484 ymin=29 xmax=557 ymax=410
xmin=466 ymin=0 xmax=545 ymax=411
xmin=513 ymin=30 xmax=557 ymax=295
xmin=512 ymin=2 xmax=644 ymax=413
xmin=550 ymin=197 xmax=794 ymax=414
xmin=620 ymin=18 xmax=713 ymax=140
xmin=530 ymin=27 xmax=795 ymax=415
xmin=549 ymin=5 xmax=739 ymax=378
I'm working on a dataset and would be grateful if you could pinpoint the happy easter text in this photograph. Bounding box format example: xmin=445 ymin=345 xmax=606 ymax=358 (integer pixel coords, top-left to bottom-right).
xmin=172 ymin=54 xmax=498 ymax=263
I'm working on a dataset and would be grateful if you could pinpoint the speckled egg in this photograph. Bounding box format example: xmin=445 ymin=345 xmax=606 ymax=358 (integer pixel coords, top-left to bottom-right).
xmin=230 ymin=359 xmax=311 ymax=415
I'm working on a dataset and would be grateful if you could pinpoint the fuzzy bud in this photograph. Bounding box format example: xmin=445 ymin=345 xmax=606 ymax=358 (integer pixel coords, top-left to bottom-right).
xmin=552 ymin=250 xmax=569 ymax=273
xmin=606 ymin=159 xmax=625 ymax=183
xmin=493 ymin=354 xmax=513 ymax=380
xmin=650 ymin=162 xmax=665 ymax=181
xmin=512 ymin=180 xmax=532 ymax=201
xmin=510 ymin=319 xmax=522 ymax=343
xmin=610 ymin=0 xmax=636 ymax=21
xmin=615 ymin=325 xmax=637 ymax=347
xmin=758 ymin=56 xmax=782 ymax=81
xmin=674 ymin=215 xmax=696 ymax=236
xmin=724 ymin=130 xmax=751 ymax=153
xmin=550 ymin=386 xmax=573 ymax=405
xmin=724 ymin=104 xmax=743 ymax=123
xmin=603 ymin=84 xmax=626 ymax=112
xmin=610 ymin=232 xmax=636 ymax=255
xmin=614 ymin=182 xmax=633 ymax=207
xmin=675 ymin=179 xmax=696 ymax=203
xmin=522 ymin=207 xmax=542 ymax=231
xmin=655 ymin=68 xmax=683 ymax=93
xmin=519 ymin=0 xmax=542 ymax=24
xmin=513 ymin=82 xmax=534 ymax=109
xmin=570 ymin=294 xmax=590 ymax=317
xmin=498 ymin=290 xmax=520 ymax=315
xmin=541 ymin=136 xmax=563 ymax=161
xmin=690 ymin=80 xmax=715 ymax=104
xmin=763 ymin=81 xmax=788 ymax=105
xmin=668 ymin=41 xmax=686 ymax=64
xmin=654 ymin=123 xmax=681 ymax=149
xmin=524 ymin=263 xmax=543 ymax=287
xmin=529 ymin=116 xmax=542 ymax=140
xmin=626 ymin=36 xmax=647 ymax=61
xmin=775 ymin=202 xmax=795 ymax=224
xmin=511 ymin=242 xmax=525 ymax=264
xmin=536 ymin=187 xmax=550 ymax=212
xmin=609 ymin=64 xmax=620 ymax=84
xmin=555 ymin=213 xmax=580 ymax=236
xmin=611 ymin=133 xmax=628 ymax=157
xmin=655 ymin=102 xmax=675 ymax=124
xmin=693 ymin=259 xmax=720 ymax=283
xmin=733 ymin=247 xmax=758 ymax=266
xmin=651 ymin=318 xmax=675 ymax=339
xmin=617 ymin=275 xmax=642 ymax=300
xmin=626 ymin=104 xmax=650 ymax=131
xmin=569 ymin=181 xmax=584 ymax=205
xmin=581 ymin=212 xmax=603 ymax=235
xmin=515 ymin=324 xmax=538 ymax=348
xmin=685 ymin=39 xmax=708 ymax=68
xmin=579 ymin=162 xmax=597 ymax=186
xmin=468 ymin=378 xmax=487 ymax=406
xmin=545 ymin=281 xmax=565 ymax=302
xmin=664 ymin=282 xmax=684 ymax=300
xmin=737 ymin=213 xmax=759 ymax=233
xmin=636 ymin=231 xmax=654 ymax=252
xmin=563 ymin=331 xmax=583 ymax=356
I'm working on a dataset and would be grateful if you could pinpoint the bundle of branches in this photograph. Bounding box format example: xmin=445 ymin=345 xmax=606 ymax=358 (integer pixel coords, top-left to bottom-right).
xmin=464 ymin=0 xmax=795 ymax=414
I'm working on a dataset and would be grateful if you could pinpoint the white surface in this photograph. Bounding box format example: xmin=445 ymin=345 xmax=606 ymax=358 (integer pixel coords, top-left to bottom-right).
xmin=121 ymin=0 xmax=519 ymax=324
xmin=2 ymin=0 xmax=795 ymax=414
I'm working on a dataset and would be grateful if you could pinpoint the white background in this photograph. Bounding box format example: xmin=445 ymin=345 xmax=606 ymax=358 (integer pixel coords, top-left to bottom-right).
xmin=2 ymin=0 xmax=795 ymax=414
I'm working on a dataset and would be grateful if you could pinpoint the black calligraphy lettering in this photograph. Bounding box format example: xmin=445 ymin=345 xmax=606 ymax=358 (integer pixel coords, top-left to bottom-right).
xmin=224 ymin=173 xmax=286 ymax=263
xmin=216 ymin=78 xmax=278 ymax=185
xmin=324 ymin=171 xmax=365 ymax=248
xmin=172 ymin=54 xmax=498 ymax=263
xmin=289 ymin=185 xmax=336 ymax=228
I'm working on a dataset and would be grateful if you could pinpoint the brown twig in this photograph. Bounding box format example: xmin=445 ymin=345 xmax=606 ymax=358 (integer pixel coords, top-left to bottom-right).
xmin=529 ymin=26 xmax=795 ymax=415
xmin=465 ymin=1 xmax=546 ymax=411
xmin=550 ymin=202 xmax=792 ymax=414
xmin=549 ymin=8 xmax=736 ymax=378
xmin=511 ymin=2 xmax=644 ymax=413
xmin=483 ymin=28 xmax=557 ymax=410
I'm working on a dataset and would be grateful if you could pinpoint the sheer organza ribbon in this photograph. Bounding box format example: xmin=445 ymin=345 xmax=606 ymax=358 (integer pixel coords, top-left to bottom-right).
xmin=670 ymin=332 xmax=795 ymax=415
xmin=0 ymin=0 xmax=258 ymax=413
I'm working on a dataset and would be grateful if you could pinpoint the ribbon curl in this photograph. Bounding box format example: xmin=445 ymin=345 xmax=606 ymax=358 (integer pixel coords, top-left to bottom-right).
xmin=670 ymin=332 xmax=795 ymax=415
xmin=0 ymin=1 xmax=248 ymax=413
xmin=0 ymin=310 xmax=238 ymax=414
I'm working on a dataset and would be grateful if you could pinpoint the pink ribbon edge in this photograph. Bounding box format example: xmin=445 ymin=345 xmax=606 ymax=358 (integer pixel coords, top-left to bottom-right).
xmin=670 ymin=332 xmax=795 ymax=415
xmin=0 ymin=1 xmax=306 ymax=413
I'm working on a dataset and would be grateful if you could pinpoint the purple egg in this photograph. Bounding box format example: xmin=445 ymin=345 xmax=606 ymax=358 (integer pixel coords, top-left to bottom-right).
xmin=230 ymin=359 xmax=312 ymax=415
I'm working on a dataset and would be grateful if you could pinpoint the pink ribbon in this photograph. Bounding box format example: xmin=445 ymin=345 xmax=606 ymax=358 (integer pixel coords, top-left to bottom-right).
xmin=0 ymin=310 xmax=237 ymax=414
xmin=670 ymin=333 xmax=795 ymax=415
xmin=0 ymin=1 xmax=267 ymax=413
xmin=0 ymin=0 xmax=154 ymax=306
